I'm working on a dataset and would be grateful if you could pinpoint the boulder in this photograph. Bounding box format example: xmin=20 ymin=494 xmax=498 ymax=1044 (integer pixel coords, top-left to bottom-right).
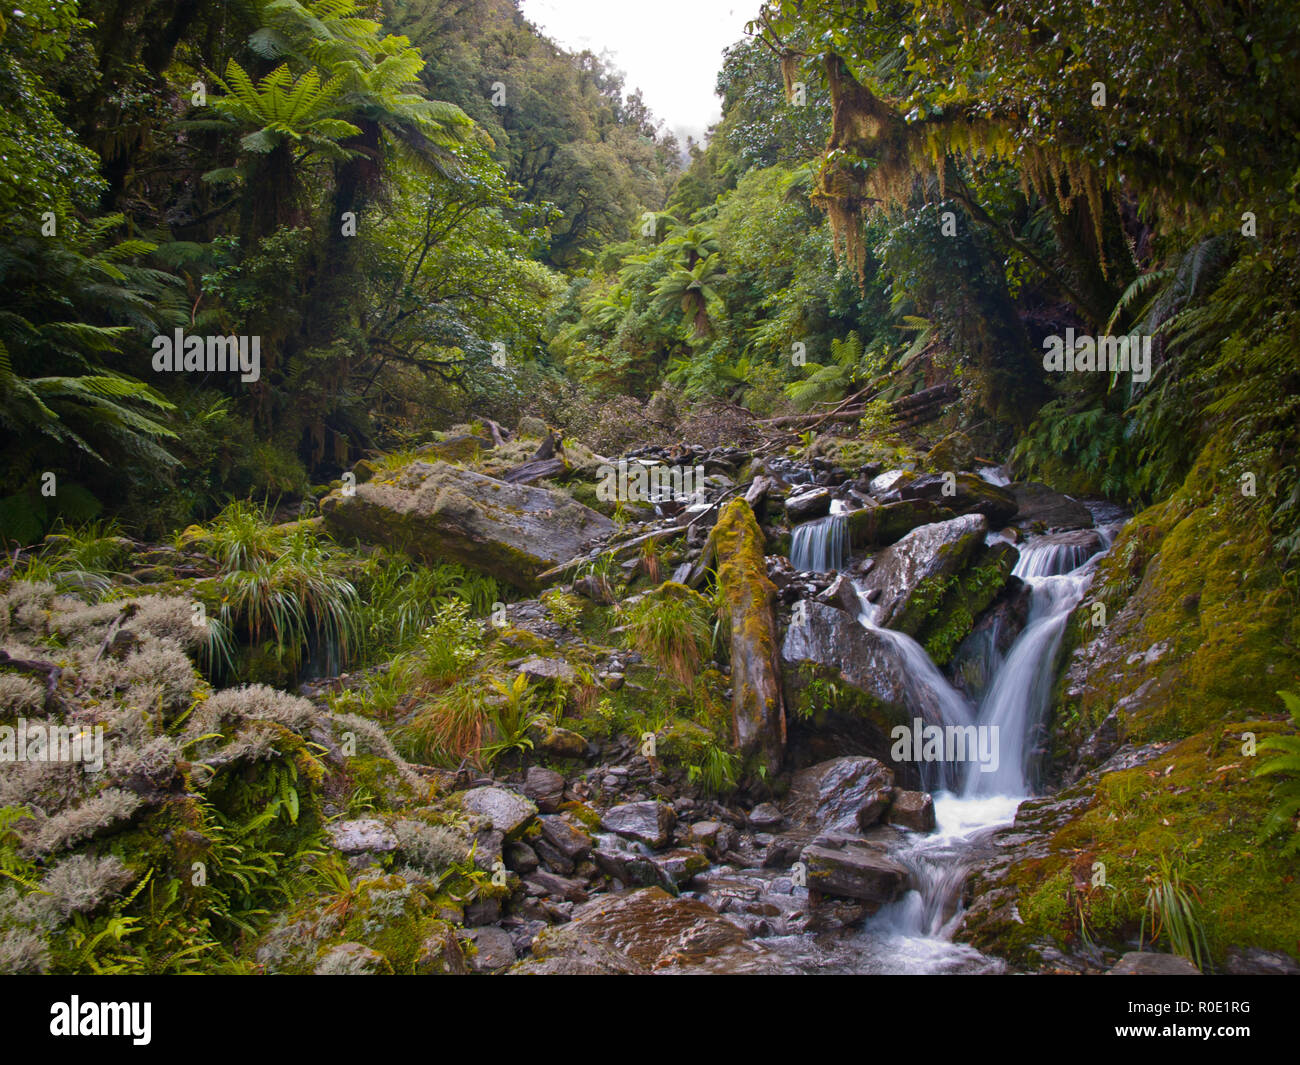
xmin=457 ymin=786 xmax=538 ymax=840
xmin=517 ymin=656 xmax=577 ymax=684
xmin=785 ymin=486 xmax=832 ymax=521
xmin=320 ymin=460 xmax=614 ymax=592
xmin=802 ymin=839 xmax=909 ymax=906
xmin=886 ymin=788 xmax=936 ymax=832
xmin=521 ymin=766 xmax=565 ymax=812
xmin=537 ymin=815 xmax=592 ymax=861
xmin=461 ymin=926 xmax=517 ymax=972
xmin=873 ymin=471 xmax=1018 ymax=527
xmin=327 ymin=819 xmax=398 ymax=855
xmin=846 ymin=500 xmax=956 ymax=550
xmin=509 ymin=888 xmax=754 ymax=974
xmin=416 ymin=433 xmax=493 ymax=462
xmin=601 ymin=800 xmax=676 ymax=848
xmin=856 ymin=514 xmax=987 ymax=633
xmin=1010 ymin=482 xmax=1094 ymax=531
xmin=784 ymin=756 xmax=897 ymax=836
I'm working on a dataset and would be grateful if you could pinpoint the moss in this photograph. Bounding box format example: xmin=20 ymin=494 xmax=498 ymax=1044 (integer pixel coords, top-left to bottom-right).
xmin=909 ymin=543 xmax=1017 ymax=665
xmin=968 ymin=721 xmax=1300 ymax=968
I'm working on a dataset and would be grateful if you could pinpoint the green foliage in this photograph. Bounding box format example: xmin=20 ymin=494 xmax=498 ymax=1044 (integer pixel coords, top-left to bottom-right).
xmin=1255 ymin=691 xmax=1300 ymax=856
xmin=1140 ymin=853 xmax=1210 ymax=971
xmin=621 ymin=582 xmax=714 ymax=689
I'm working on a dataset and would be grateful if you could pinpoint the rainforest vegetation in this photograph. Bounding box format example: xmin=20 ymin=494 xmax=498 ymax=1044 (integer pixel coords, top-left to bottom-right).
xmin=1 ymin=0 xmax=1298 ymax=979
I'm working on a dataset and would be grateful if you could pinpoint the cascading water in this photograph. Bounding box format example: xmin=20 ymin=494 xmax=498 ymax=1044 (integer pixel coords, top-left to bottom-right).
xmin=858 ymin=529 xmax=1107 ymax=965
xmin=789 ymin=504 xmax=848 ymax=572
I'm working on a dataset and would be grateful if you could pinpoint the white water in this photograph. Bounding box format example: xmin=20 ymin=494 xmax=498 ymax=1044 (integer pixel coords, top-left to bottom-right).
xmin=855 ymin=531 xmax=1105 ymax=963
xmin=790 ymin=508 xmax=848 ymax=572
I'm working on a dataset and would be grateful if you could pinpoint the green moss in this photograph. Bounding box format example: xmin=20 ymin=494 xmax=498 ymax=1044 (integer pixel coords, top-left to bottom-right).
xmin=971 ymin=722 xmax=1300 ymax=969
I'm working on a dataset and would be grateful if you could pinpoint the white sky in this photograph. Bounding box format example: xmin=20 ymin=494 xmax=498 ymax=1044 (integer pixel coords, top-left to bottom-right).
xmin=518 ymin=0 xmax=763 ymax=146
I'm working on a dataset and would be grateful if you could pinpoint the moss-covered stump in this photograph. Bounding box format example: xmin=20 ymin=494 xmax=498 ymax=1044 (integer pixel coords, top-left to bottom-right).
xmin=319 ymin=460 xmax=614 ymax=593
xmin=713 ymin=499 xmax=787 ymax=777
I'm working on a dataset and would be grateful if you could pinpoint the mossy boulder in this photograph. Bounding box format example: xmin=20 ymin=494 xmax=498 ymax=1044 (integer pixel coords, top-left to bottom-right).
xmin=319 ymin=460 xmax=614 ymax=593
xmin=846 ymin=499 xmax=956 ymax=550
xmin=857 ymin=514 xmax=988 ymax=634
xmin=712 ymin=499 xmax=786 ymax=776
xmin=873 ymin=471 xmax=1018 ymax=527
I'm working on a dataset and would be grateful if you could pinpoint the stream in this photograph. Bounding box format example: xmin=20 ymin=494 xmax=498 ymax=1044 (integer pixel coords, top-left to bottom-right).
xmin=690 ymin=508 xmax=1121 ymax=974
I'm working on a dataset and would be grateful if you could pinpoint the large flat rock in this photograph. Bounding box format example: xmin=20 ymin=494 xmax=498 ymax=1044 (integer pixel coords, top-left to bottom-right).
xmin=320 ymin=460 xmax=613 ymax=591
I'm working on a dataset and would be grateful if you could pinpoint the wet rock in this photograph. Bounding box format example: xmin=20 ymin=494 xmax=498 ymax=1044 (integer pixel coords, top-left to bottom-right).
xmin=320 ymin=460 xmax=614 ymax=592
xmin=525 ymin=869 xmax=589 ymax=903
xmin=1108 ymin=951 xmax=1201 ymax=975
xmin=886 ymin=788 xmax=935 ymax=832
xmin=856 ymin=514 xmax=987 ymax=633
xmin=785 ymin=487 xmax=832 ymax=521
xmin=601 ymin=800 xmax=676 ymax=848
xmin=327 ymin=819 xmax=398 ymax=854
xmin=458 ymin=786 xmax=538 ymax=840
xmin=748 ymin=802 xmax=784 ymax=829
xmin=538 ymin=815 xmax=592 ymax=861
xmin=784 ymin=756 xmax=896 ymax=836
xmin=802 ymin=838 xmax=909 ymax=906
xmin=504 ymin=840 xmax=540 ymax=874
xmin=847 ymin=499 xmax=957 ymax=550
xmin=874 ymin=471 xmax=1018 ymax=527
xmin=1010 ymin=482 xmax=1094 ymax=531
xmin=509 ymin=887 xmax=754 ymax=974
xmin=687 ymin=820 xmax=723 ymax=847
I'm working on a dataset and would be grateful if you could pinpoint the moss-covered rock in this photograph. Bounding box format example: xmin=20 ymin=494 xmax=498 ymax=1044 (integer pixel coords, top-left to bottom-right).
xmin=319 ymin=461 xmax=614 ymax=593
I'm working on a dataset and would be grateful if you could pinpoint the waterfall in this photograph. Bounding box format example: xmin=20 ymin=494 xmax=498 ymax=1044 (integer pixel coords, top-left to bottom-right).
xmin=859 ymin=528 xmax=1106 ymax=953
xmin=790 ymin=511 xmax=848 ymax=572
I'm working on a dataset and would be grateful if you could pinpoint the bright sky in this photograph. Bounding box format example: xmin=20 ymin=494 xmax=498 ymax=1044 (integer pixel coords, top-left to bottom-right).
xmin=518 ymin=0 xmax=764 ymax=146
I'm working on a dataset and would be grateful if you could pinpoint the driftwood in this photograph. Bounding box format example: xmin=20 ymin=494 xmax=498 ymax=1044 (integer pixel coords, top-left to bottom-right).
xmin=534 ymin=524 xmax=688 ymax=585
xmin=499 ymin=457 xmax=568 ymax=485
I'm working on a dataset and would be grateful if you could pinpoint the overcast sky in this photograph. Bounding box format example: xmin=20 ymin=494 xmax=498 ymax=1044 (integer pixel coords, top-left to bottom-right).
xmin=518 ymin=0 xmax=763 ymax=146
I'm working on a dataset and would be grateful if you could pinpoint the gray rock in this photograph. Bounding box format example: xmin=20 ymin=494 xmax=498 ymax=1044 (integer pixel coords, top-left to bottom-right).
xmin=538 ymin=815 xmax=593 ymax=861
xmin=327 ymin=819 xmax=398 ymax=854
xmin=1221 ymin=947 xmax=1300 ymax=975
xmin=518 ymin=656 xmax=577 ymax=684
xmin=459 ymin=786 xmax=538 ymax=839
xmin=1109 ymin=951 xmax=1202 ymax=975
xmin=784 ymin=756 xmax=896 ymax=836
xmin=856 ymin=514 xmax=987 ymax=633
xmin=748 ymin=802 xmax=784 ymax=829
xmin=504 ymin=840 xmax=539 ymax=874
xmin=522 ymin=766 xmax=565 ymax=812
xmin=601 ymin=800 xmax=676 ymax=848
xmin=886 ymin=788 xmax=936 ymax=832
xmin=1010 ymin=482 xmax=1094 ymax=531
xmin=461 ymin=926 xmax=517 ymax=972
xmin=320 ymin=460 xmax=614 ymax=592
xmin=785 ymin=487 xmax=832 ymax=521
xmin=314 ymin=942 xmax=388 ymax=975
xmin=802 ymin=839 xmax=909 ymax=905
